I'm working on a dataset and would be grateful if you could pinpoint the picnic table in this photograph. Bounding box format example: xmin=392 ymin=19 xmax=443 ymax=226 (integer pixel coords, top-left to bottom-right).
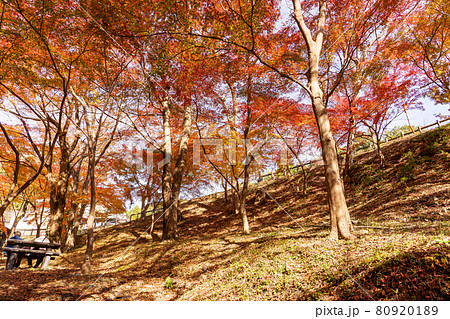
xmin=3 ymin=239 xmax=61 ymax=270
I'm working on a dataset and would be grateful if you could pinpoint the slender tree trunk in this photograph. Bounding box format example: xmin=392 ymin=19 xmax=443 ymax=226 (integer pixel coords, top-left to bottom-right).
xmin=276 ymin=128 xmax=309 ymax=195
xmin=150 ymin=203 xmax=156 ymax=238
xmin=343 ymin=44 xmax=367 ymax=178
xmin=226 ymin=80 xmax=241 ymax=216
xmin=34 ymin=200 xmax=46 ymax=238
xmin=369 ymin=126 xmax=377 ymax=149
xmin=163 ymin=102 xmax=192 ymax=240
xmin=344 ymin=114 xmax=356 ymax=179
xmin=140 ymin=191 xmax=150 ymax=219
xmin=368 ymin=126 xmax=384 ymax=165
xmin=238 ymin=82 xmax=252 ymax=235
xmin=150 ymin=201 xmax=160 ymax=240
xmin=403 ymin=100 xmax=415 ymax=133
xmin=240 ymin=159 xmax=251 ymax=235
xmin=36 ymin=224 xmax=41 ymax=238
xmin=376 ymin=138 xmax=385 ymax=166
xmin=311 ymin=89 xmax=354 ymax=239
xmin=70 ymin=81 xmax=120 ymax=274
xmin=9 ymin=201 xmax=28 ymax=238
xmin=81 ymin=156 xmax=96 ymax=275
xmin=231 ymin=168 xmax=239 ymax=216
xmin=284 ymin=165 xmax=291 ymax=177
xmin=223 ymin=177 xmax=228 ymax=203
xmin=293 ymin=0 xmax=354 ymax=239
xmin=161 ymin=98 xmax=174 ymax=239
xmin=299 ymin=164 xmax=308 ymax=195
xmin=232 ymin=179 xmax=240 ymax=215
xmin=239 ymin=201 xmax=250 ymax=234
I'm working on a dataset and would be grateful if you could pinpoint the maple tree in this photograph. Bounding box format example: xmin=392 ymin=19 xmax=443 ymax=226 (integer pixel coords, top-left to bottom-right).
xmin=316 ymin=0 xmax=421 ymax=174
xmin=25 ymin=176 xmax=51 ymax=238
xmin=149 ymin=0 xmax=347 ymax=239
xmin=0 ymin=0 xmax=92 ymax=243
xmin=287 ymin=0 xmax=424 ymax=238
xmin=68 ymin=47 xmax=126 ymax=273
xmin=6 ymin=172 xmax=52 ymax=238
xmin=0 ymin=114 xmax=56 ymax=234
xmin=404 ymin=0 xmax=450 ymax=105
xmin=331 ymin=60 xmax=421 ymax=166
xmin=192 ymin=49 xmax=302 ymax=234
xmin=360 ymin=65 xmax=420 ymax=164
xmin=271 ymin=102 xmax=317 ymax=194
xmin=0 ymin=1 xmax=128 ymax=272
xmin=194 ymin=74 xmax=254 ymax=234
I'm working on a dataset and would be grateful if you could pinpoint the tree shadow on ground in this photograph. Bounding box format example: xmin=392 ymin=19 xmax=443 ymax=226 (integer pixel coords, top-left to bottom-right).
xmin=304 ymin=243 xmax=450 ymax=301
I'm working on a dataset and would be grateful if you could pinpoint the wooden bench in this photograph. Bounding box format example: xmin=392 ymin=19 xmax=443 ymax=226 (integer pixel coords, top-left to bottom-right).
xmin=3 ymin=239 xmax=61 ymax=270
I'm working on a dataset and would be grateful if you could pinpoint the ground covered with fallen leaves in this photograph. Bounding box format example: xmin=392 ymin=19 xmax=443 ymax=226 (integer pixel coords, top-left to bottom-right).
xmin=1 ymin=126 xmax=449 ymax=301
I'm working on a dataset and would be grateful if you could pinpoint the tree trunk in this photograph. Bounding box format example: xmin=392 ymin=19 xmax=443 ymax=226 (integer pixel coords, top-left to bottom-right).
xmin=311 ymin=89 xmax=354 ymax=240
xmin=369 ymin=126 xmax=377 ymax=149
xmin=293 ymin=0 xmax=355 ymax=239
xmin=62 ymin=203 xmax=78 ymax=253
xmin=238 ymin=83 xmax=252 ymax=235
xmin=64 ymin=166 xmax=89 ymax=253
xmin=276 ymin=128 xmax=309 ymax=195
xmin=36 ymin=224 xmax=41 ymax=238
xmin=299 ymin=164 xmax=308 ymax=195
xmin=64 ymin=203 xmax=86 ymax=253
xmin=141 ymin=203 xmax=149 ymax=219
xmin=33 ymin=198 xmax=47 ymax=238
xmin=150 ymin=202 xmax=159 ymax=240
xmin=9 ymin=201 xmax=28 ymax=238
xmin=344 ymin=114 xmax=356 ymax=179
xmin=368 ymin=126 xmax=384 ymax=165
xmin=223 ymin=177 xmax=228 ymax=203
xmin=161 ymin=98 xmax=174 ymax=239
xmin=61 ymin=164 xmax=81 ymax=252
xmin=140 ymin=193 xmax=149 ymax=219
xmin=403 ymin=100 xmax=415 ymax=133
xmin=228 ymin=81 xmax=240 ymax=216
xmin=284 ymin=165 xmax=291 ymax=177
xmin=239 ymin=200 xmax=250 ymax=234
xmin=310 ymin=53 xmax=354 ymax=240
xmin=240 ymin=158 xmax=251 ymax=235
xmin=376 ymin=138 xmax=385 ymax=166
xmin=232 ymin=180 xmax=240 ymax=215
xmin=48 ymin=141 xmax=71 ymax=243
xmin=163 ymin=102 xmax=192 ymax=240
xmin=81 ymin=157 xmax=96 ymax=275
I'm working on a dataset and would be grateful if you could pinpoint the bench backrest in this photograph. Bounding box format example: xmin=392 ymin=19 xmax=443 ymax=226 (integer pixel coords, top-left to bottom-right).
xmin=6 ymin=239 xmax=61 ymax=249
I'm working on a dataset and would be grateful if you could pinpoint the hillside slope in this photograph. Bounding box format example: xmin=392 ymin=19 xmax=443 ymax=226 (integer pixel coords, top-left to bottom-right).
xmin=1 ymin=125 xmax=449 ymax=301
